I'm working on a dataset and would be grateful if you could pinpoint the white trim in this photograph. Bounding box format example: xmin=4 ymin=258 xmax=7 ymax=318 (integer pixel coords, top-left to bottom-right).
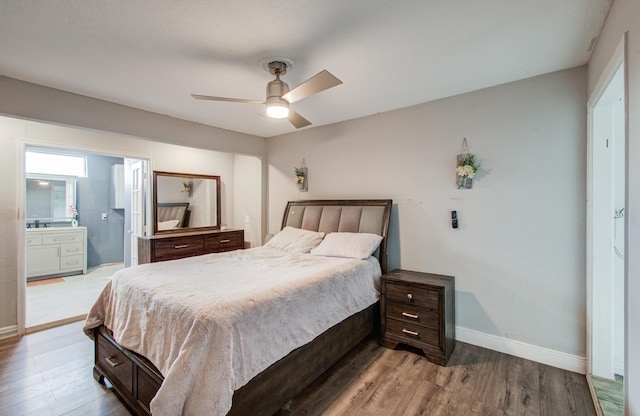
xmin=586 ymin=32 xmax=627 ymax=382
xmin=456 ymin=326 xmax=586 ymax=374
xmin=0 ymin=325 xmax=18 ymax=339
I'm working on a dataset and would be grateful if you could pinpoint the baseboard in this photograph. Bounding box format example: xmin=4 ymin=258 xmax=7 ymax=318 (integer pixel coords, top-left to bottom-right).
xmin=456 ymin=326 xmax=586 ymax=374
xmin=0 ymin=325 xmax=18 ymax=340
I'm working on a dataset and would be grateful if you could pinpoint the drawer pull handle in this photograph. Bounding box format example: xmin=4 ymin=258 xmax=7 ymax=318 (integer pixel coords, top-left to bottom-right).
xmin=402 ymin=312 xmax=419 ymax=319
xmin=407 ymin=293 xmax=413 ymax=300
xmin=219 ymin=239 xmax=231 ymax=243
xmin=402 ymin=328 xmax=419 ymax=337
xmin=105 ymin=355 xmax=121 ymax=367
xmin=174 ymin=244 xmax=189 ymax=249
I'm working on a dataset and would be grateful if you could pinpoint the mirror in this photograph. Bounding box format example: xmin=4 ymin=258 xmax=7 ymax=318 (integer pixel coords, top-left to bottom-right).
xmin=153 ymin=171 xmax=221 ymax=234
xmin=26 ymin=175 xmax=77 ymax=225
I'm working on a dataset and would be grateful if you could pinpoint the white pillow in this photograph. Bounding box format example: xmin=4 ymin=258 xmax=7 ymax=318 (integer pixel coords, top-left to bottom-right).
xmin=264 ymin=226 xmax=325 ymax=254
xmin=311 ymin=232 xmax=383 ymax=259
xmin=158 ymin=219 xmax=180 ymax=230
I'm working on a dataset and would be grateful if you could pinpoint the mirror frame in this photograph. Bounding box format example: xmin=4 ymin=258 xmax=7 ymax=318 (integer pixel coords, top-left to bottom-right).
xmin=153 ymin=171 xmax=221 ymax=234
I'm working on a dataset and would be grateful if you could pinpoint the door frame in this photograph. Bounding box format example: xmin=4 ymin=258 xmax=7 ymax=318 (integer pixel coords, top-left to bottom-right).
xmin=586 ymin=32 xmax=628 ymax=409
xmin=17 ymin=140 xmax=151 ymax=334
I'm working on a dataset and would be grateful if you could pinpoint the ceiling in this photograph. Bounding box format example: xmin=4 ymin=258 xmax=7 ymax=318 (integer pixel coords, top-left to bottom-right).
xmin=0 ymin=1 xmax=611 ymax=138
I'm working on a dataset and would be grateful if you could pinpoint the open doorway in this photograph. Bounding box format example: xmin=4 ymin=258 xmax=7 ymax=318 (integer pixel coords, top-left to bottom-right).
xmin=24 ymin=146 xmax=147 ymax=331
xmin=587 ymin=36 xmax=626 ymax=415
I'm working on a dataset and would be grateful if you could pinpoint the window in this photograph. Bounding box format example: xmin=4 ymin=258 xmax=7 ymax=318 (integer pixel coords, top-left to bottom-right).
xmin=25 ymin=149 xmax=87 ymax=177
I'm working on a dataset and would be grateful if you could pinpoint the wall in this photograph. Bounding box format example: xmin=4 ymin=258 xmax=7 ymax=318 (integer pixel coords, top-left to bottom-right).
xmin=267 ymin=67 xmax=588 ymax=369
xmin=587 ymin=0 xmax=640 ymax=411
xmin=233 ymin=154 xmax=263 ymax=248
xmin=0 ymin=111 xmax=263 ymax=334
xmin=78 ymin=154 xmax=125 ymax=267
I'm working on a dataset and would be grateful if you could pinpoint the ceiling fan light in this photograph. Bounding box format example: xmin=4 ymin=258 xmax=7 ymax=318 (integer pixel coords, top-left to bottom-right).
xmin=266 ymin=97 xmax=289 ymax=118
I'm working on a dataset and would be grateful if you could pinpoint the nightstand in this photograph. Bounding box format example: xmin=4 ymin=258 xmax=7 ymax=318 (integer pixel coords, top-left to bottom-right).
xmin=379 ymin=269 xmax=455 ymax=365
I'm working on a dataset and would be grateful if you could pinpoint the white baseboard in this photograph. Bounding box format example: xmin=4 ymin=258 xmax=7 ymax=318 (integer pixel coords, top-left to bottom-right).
xmin=456 ymin=326 xmax=586 ymax=374
xmin=0 ymin=325 xmax=18 ymax=339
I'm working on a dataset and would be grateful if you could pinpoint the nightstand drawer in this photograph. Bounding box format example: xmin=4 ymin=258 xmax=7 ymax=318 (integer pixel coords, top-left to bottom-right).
xmin=385 ymin=282 xmax=439 ymax=310
xmin=385 ymin=318 xmax=440 ymax=348
xmin=386 ymin=302 xmax=439 ymax=330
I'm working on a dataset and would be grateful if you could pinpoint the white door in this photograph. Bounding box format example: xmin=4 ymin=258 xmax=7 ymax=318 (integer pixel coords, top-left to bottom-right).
xmin=126 ymin=159 xmax=147 ymax=266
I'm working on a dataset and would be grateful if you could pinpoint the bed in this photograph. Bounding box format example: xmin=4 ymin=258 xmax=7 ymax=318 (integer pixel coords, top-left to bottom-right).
xmin=84 ymin=199 xmax=392 ymax=416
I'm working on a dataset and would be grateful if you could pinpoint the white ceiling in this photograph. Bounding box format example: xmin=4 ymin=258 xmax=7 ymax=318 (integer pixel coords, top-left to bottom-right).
xmin=0 ymin=1 xmax=611 ymax=138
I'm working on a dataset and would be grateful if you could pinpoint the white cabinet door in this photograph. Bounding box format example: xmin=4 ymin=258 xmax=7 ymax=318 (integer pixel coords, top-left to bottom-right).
xmin=26 ymin=245 xmax=60 ymax=277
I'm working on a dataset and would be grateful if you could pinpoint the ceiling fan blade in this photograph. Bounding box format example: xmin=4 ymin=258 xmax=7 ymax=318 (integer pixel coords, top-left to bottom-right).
xmin=282 ymin=70 xmax=342 ymax=103
xmin=288 ymin=109 xmax=312 ymax=129
xmin=191 ymin=94 xmax=264 ymax=104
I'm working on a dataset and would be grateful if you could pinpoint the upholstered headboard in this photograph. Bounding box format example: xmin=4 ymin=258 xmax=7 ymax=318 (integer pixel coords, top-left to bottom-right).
xmin=157 ymin=202 xmax=190 ymax=228
xmin=281 ymin=199 xmax=392 ymax=273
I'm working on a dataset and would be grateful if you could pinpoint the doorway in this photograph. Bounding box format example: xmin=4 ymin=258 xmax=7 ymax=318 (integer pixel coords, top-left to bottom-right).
xmin=24 ymin=147 xmax=147 ymax=331
xmin=587 ymin=36 xmax=627 ymax=415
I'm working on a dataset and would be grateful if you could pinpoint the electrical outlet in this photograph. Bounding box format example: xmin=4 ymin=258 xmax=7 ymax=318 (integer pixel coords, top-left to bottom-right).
xmin=451 ymin=211 xmax=458 ymax=229
xmin=101 ymin=212 xmax=108 ymax=221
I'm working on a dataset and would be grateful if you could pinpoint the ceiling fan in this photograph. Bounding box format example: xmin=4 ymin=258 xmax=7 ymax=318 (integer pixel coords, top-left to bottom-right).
xmin=192 ymin=60 xmax=342 ymax=129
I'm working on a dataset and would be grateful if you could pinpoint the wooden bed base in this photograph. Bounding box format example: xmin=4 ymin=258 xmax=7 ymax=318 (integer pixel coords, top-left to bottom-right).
xmin=93 ymin=303 xmax=378 ymax=416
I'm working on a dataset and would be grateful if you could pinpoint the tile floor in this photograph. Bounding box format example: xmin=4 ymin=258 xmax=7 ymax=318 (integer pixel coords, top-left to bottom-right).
xmin=26 ymin=263 xmax=124 ymax=330
xmin=592 ymin=375 xmax=624 ymax=416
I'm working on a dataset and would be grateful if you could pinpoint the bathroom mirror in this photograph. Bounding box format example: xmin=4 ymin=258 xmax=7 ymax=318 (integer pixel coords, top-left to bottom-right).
xmin=153 ymin=171 xmax=221 ymax=234
xmin=26 ymin=175 xmax=77 ymax=225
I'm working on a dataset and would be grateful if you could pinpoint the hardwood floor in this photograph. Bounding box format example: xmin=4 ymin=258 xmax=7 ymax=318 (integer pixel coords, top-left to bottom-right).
xmin=0 ymin=321 xmax=130 ymax=416
xmin=281 ymin=340 xmax=596 ymax=416
xmin=0 ymin=322 xmax=596 ymax=416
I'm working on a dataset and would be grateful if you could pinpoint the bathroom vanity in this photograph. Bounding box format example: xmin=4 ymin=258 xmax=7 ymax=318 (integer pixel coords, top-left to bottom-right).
xmin=26 ymin=227 xmax=88 ymax=281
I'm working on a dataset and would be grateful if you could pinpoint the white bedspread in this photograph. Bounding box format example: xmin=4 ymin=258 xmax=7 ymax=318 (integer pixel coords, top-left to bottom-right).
xmin=83 ymin=246 xmax=381 ymax=416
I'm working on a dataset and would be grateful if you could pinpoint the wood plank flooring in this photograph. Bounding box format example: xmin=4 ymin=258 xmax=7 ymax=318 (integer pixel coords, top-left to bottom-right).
xmin=0 ymin=322 xmax=596 ymax=416
xmin=280 ymin=341 xmax=596 ymax=416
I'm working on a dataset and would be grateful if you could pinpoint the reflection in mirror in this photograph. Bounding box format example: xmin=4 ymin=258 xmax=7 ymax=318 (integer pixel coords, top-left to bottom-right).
xmin=26 ymin=175 xmax=77 ymax=225
xmin=153 ymin=171 xmax=221 ymax=234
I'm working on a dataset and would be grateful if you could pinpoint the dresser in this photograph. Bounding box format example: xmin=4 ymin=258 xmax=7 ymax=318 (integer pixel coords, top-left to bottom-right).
xmin=137 ymin=229 xmax=244 ymax=264
xmin=379 ymin=269 xmax=455 ymax=365
xmin=26 ymin=227 xmax=88 ymax=280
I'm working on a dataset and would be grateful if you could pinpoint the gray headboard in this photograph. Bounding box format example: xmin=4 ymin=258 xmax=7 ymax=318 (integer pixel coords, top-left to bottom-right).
xmin=281 ymin=199 xmax=392 ymax=273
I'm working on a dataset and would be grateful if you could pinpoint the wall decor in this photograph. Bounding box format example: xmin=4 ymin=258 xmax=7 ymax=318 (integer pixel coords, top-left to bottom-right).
xmin=295 ymin=158 xmax=308 ymax=192
xmin=456 ymin=138 xmax=479 ymax=189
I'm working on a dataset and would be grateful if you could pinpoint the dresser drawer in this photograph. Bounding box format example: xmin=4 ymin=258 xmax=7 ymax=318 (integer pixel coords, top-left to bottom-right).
xmin=385 ymin=318 xmax=440 ymax=349
xmin=97 ymin=332 xmax=133 ymax=394
xmin=386 ymin=302 xmax=439 ymax=330
xmin=205 ymin=231 xmax=243 ymax=252
xmin=61 ymin=242 xmax=83 ymax=256
xmin=43 ymin=232 xmax=83 ymax=244
xmin=153 ymin=236 xmax=205 ymax=260
xmin=26 ymin=234 xmax=43 ymax=246
xmin=385 ymin=282 xmax=439 ymax=310
xmin=60 ymin=255 xmax=84 ymax=271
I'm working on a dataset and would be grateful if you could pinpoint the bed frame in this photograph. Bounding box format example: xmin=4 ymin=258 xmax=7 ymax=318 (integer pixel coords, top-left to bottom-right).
xmin=92 ymin=199 xmax=392 ymax=416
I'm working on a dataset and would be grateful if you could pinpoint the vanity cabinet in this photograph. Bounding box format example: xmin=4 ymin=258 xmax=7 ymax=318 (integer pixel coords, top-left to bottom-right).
xmin=26 ymin=227 xmax=88 ymax=280
xmin=137 ymin=229 xmax=244 ymax=264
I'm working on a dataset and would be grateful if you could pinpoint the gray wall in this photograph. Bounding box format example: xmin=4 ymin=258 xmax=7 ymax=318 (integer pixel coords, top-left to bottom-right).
xmin=267 ymin=67 xmax=588 ymax=365
xmin=77 ymin=155 xmax=125 ymax=267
